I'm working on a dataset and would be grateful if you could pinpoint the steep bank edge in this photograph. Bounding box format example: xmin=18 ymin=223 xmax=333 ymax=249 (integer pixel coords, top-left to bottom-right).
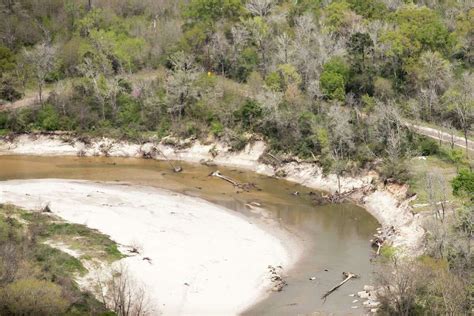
xmin=0 ymin=134 xmax=424 ymax=254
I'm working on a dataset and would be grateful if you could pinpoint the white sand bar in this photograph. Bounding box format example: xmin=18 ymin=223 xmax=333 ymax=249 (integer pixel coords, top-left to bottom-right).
xmin=0 ymin=179 xmax=292 ymax=315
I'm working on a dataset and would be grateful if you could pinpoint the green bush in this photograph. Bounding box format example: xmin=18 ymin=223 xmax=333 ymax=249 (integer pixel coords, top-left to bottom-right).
xmin=234 ymin=48 xmax=259 ymax=82
xmin=0 ymin=112 xmax=7 ymax=129
xmin=0 ymin=77 xmax=22 ymax=102
xmin=234 ymin=99 xmax=262 ymax=128
xmin=210 ymin=120 xmax=224 ymax=136
xmin=380 ymin=245 xmax=397 ymax=260
xmin=451 ymin=169 xmax=474 ymax=200
xmin=265 ymin=71 xmax=282 ymax=91
xmin=439 ymin=148 xmax=466 ymax=165
xmin=37 ymin=104 xmax=60 ymax=131
xmin=229 ymin=132 xmax=248 ymax=151
xmin=0 ymin=279 xmax=68 ymax=315
xmin=419 ymin=138 xmax=439 ymax=156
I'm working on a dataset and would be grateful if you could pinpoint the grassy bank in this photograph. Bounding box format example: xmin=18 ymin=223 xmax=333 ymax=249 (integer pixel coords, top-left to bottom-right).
xmin=0 ymin=204 xmax=123 ymax=315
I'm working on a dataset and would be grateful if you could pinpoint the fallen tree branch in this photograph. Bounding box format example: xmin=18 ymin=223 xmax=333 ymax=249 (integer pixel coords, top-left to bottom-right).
xmin=211 ymin=170 xmax=256 ymax=191
xmin=313 ymin=184 xmax=374 ymax=205
xmin=211 ymin=170 xmax=239 ymax=186
xmin=321 ymin=272 xmax=359 ymax=300
xmin=156 ymin=147 xmax=182 ymax=172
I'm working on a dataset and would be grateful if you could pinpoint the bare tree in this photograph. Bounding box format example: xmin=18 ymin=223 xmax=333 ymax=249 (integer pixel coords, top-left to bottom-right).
xmin=327 ymin=105 xmax=354 ymax=161
xmin=78 ymin=58 xmax=108 ymax=120
xmin=425 ymin=172 xmax=449 ymax=222
xmin=424 ymin=217 xmax=450 ymax=259
xmin=443 ymin=72 xmax=473 ymax=159
xmin=327 ymin=106 xmax=354 ymax=192
xmin=209 ymin=29 xmax=231 ymax=76
xmin=376 ymin=260 xmax=428 ymax=316
xmin=23 ymin=43 xmax=56 ymax=104
xmin=432 ymin=270 xmax=469 ymax=315
xmin=165 ymin=52 xmax=200 ymax=121
xmin=245 ymin=0 xmax=275 ymax=17
xmin=95 ymin=264 xmax=155 ymax=316
xmin=275 ymin=33 xmax=294 ymax=65
xmin=414 ymin=51 xmax=452 ymax=120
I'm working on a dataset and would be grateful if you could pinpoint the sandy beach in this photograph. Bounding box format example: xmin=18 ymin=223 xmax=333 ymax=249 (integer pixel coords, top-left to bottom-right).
xmin=0 ymin=179 xmax=295 ymax=316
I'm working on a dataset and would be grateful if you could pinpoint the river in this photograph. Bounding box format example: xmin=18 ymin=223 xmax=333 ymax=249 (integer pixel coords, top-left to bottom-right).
xmin=0 ymin=155 xmax=378 ymax=315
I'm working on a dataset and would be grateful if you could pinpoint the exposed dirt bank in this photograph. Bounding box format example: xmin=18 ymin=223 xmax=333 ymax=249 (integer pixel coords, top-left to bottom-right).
xmin=0 ymin=133 xmax=424 ymax=254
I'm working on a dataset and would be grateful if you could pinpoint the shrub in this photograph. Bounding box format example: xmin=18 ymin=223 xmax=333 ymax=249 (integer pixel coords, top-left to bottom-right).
xmin=234 ymin=99 xmax=262 ymax=129
xmin=210 ymin=120 xmax=224 ymax=136
xmin=0 ymin=77 xmax=22 ymax=102
xmin=37 ymin=104 xmax=60 ymax=131
xmin=0 ymin=279 xmax=68 ymax=315
xmin=439 ymin=148 xmax=466 ymax=166
xmin=0 ymin=112 xmax=7 ymax=129
xmin=419 ymin=138 xmax=439 ymax=156
xmin=451 ymin=169 xmax=474 ymax=199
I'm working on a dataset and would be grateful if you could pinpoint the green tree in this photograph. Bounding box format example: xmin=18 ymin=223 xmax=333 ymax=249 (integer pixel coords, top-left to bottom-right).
xmin=183 ymin=0 xmax=244 ymax=28
xmin=347 ymin=0 xmax=387 ymax=19
xmin=320 ymin=57 xmax=349 ymax=101
xmin=381 ymin=4 xmax=452 ymax=61
xmin=324 ymin=1 xmax=353 ymax=34
xmin=347 ymin=32 xmax=373 ymax=73
xmin=266 ymin=64 xmax=302 ymax=91
xmin=234 ymin=99 xmax=262 ymax=128
xmin=0 ymin=45 xmax=15 ymax=74
xmin=347 ymin=32 xmax=375 ymax=96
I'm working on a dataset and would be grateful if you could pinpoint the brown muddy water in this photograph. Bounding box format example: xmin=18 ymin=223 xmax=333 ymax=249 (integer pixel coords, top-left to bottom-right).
xmin=0 ymin=155 xmax=378 ymax=315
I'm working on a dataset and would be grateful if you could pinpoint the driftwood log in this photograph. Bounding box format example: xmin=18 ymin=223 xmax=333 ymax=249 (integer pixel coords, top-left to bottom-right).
xmin=321 ymin=272 xmax=359 ymax=300
xmin=155 ymin=147 xmax=182 ymax=173
xmin=211 ymin=171 xmax=256 ymax=191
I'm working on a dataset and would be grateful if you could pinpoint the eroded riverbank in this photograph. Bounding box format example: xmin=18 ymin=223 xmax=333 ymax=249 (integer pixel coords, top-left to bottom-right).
xmin=0 ymin=134 xmax=424 ymax=253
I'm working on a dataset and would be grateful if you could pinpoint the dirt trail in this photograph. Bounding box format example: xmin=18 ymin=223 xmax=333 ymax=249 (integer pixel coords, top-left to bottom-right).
xmin=406 ymin=122 xmax=473 ymax=155
xmin=0 ymin=90 xmax=50 ymax=111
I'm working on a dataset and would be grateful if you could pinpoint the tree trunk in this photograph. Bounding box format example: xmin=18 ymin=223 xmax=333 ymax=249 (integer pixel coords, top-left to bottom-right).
xmin=337 ymin=174 xmax=341 ymax=193
xmin=321 ymin=272 xmax=358 ymax=300
xmin=38 ymin=83 xmax=43 ymax=105
xmin=464 ymin=129 xmax=469 ymax=159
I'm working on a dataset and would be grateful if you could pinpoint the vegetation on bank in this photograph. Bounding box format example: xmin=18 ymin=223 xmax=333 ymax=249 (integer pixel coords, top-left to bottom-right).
xmin=0 ymin=204 xmax=121 ymax=315
xmin=0 ymin=0 xmax=472 ymax=180
xmin=0 ymin=0 xmax=472 ymax=315
xmin=375 ymin=165 xmax=473 ymax=315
